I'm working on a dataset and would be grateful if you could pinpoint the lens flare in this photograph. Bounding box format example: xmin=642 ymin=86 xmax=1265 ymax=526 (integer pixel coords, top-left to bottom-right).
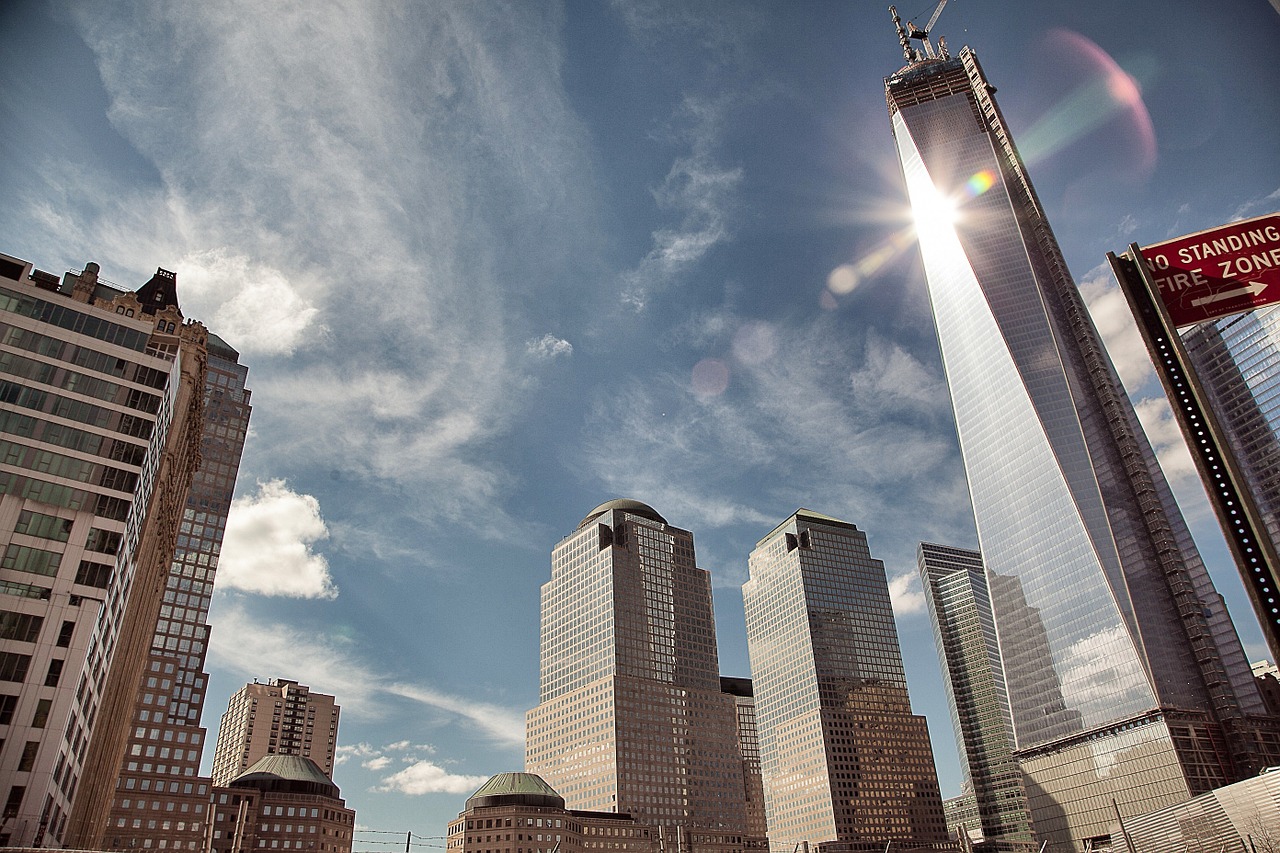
xmin=965 ymin=169 xmax=996 ymax=198
xmin=691 ymin=358 xmax=730 ymax=397
xmin=1016 ymin=29 xmax=1157 ymax=175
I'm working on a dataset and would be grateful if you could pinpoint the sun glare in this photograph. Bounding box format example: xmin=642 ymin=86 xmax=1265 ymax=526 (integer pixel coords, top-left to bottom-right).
xmin=911 ymin=181 xmax=960 ymax=249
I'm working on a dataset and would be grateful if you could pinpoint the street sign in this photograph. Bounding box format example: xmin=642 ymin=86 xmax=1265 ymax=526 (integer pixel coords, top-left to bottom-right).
xmin=1139 ymin=212 xmax=1280 ymax=327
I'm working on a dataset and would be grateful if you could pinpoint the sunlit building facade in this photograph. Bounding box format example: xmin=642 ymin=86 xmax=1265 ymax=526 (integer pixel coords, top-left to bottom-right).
xmin=887 ymin=34 xmax=1279 ymax=851
xmin=0 ymin=255 xmax=201 ymax=847
xmin=526 ymin=500 xmax=756 ymax=853
xmin=918 ymin=542 xmax=1034 ymax=852
xmin=742 ymin=510 xmax=949 ymax=852
xmin=211 ymin=678 xmax=341 ymax=787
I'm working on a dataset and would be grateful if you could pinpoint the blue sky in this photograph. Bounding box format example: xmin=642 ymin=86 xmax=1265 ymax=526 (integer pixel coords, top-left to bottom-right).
xmin=3 ymin=0 xmax=1280 ymax=842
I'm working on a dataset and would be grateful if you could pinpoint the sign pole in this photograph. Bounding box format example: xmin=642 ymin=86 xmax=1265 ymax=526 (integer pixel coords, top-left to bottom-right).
xmin=1108 ymin=245 xmax=1280 ymax=665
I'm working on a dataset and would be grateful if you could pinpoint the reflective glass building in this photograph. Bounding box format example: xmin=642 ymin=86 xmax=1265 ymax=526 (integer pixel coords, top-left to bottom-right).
xmin=1181 ymin=306 xmax=1280 ymax=556
xmin=525 ymin=500 xmax=757 ymax=853
xmin=918 ymin=542 xmax=1034 ymax=852
xmin=742 ymin=510 xmax=948 ymax=852
xmin=886 ymin=35 xmax=1278 ymax=851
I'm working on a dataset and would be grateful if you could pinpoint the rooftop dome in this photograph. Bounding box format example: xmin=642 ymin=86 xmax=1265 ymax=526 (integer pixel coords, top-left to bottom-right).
xmin=577 ymin=499 xmax=667 ymax=530
xmin=229 ymin=754 xmax=340 ymax=799
xmin=466 ymin=773 xmax=565 ymax=810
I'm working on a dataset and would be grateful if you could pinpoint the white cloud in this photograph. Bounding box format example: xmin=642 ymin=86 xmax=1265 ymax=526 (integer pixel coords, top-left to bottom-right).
xmin=175 ymin=249 xmax=320 ymax=356
xmin=1079 ymin=262 xmax=1154 ymax=392
xmin=376 ymin=761 xmax=490 ymax=796
xmin=888 ymin=573 xmax=926 ymax=616
xmin=363 ymin=756 xmax=392 ymax=771
xmin=1134 ymin=396 xmax=1197 ymax=486
xmin=218 ymin=480 xmax=336 ymax=599
xmin=526 ymin=333 xmax=573 ymax=359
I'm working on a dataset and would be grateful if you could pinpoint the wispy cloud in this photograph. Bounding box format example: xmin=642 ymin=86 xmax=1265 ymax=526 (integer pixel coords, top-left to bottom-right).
xmin=218 ymin=480 xmax=336 ymax=599
xmin=580 ymin=310 xmax=968 ymax=580
xmin=208 ymin=604 xmax=526 ymax=746
xmin=41 ymin=2 xmax=603 ymax=544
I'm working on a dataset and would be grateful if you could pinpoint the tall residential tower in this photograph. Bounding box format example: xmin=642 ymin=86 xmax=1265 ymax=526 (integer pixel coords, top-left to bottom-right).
xmin=211 ymin=678 xmax=341 ymax=786
xmin=525 ymin=500 xmax=756 ymax=853
xmin=886 ymin=23 xmax=1278 ymax=850
xmin=742 ymin=510 xmax=948 ymax=852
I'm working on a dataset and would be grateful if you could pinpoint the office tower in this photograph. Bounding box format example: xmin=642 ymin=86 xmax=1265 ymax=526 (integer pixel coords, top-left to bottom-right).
xmin=742 ymin=510 xmax=949 ymax=852
xmin=720 ymin=677 xmax=768 ymax=850
xmin=211 ymin=678 xmax=341 ymax=786
xmin=1181 ymin=307 xmax=1280 ymax=556
xmin=207 ymin=755 xmax=354 ymax=853
xmin=886 ymin=24 xmax=1279 ymax=850
xmin=102 ymin=328 xmax=252 ymax=852
xmin=526 ymin=500 xmax=756 ymax=853
xmin=0 ymin=255 xmax=206 ymax=847
xmin=918 ymin=542 xmax=1034 ymax=852
xmin=446 ymin=772 xmax=655 ymax=853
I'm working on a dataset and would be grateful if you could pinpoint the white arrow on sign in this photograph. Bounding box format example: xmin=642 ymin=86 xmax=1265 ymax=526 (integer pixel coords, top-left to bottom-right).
xmin=1191 ymin=281 xmax=1268 ymax=308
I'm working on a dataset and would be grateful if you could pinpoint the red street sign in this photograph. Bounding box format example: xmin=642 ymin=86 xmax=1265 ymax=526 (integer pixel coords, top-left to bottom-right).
xmin=1139 ymin=212 xmax=1280 ymax=327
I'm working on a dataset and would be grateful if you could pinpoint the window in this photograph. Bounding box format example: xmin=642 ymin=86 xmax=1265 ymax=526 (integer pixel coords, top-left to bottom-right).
xmin=17 ymin=741 xmax=38 ymax=771
xmin=0 ymin=694 xmax=16 ymax=724
xmin=75 ymin=561 xmax=112 ymax=588
xmin=0 ymin=653 xmax=31 ymax=683
xmin=31 ymin=698 xmax=51 ymax=728
xmin=45 ymin=658 xmax=64 ymax=687
xmin=0 ymin=611 xmax=43 ymax=643
xmin=3 ymin=786 xmax=24 ymax=819
xmin=1 ymin=545 xmax=61 ymax=577
xmin=14 ymin=510 xmax=72 ymax=542
xmin=85 ymin=528 xmax=123 ymax=555
xmin=56 ymin=620 xmax=75 ymax=647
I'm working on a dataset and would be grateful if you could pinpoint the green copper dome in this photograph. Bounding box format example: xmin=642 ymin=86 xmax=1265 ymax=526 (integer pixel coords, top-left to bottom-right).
xmin=577 ymin=499 xmax=667 ymax=530
xmin=466 ymin=772 xmax=564 ymax=810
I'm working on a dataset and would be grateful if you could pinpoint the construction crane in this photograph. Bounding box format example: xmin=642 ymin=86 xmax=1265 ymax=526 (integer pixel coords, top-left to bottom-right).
xmin=907 ymin=0 xmax=950 ymax=59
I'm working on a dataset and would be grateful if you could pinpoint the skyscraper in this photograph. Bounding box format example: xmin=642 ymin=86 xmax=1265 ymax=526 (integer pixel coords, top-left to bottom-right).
xmin=211 ymin=678 xmax=341 ymax=786
xmin=0 ymin=255 xmax=206 ymax=847
xmin=719 ymin=677 xmax=768 ymax=850
xmin=886 ymin=23 xmax=1279 ymax=851
xmin=525 ymin=499 xmax=755 ymax=853
xmin=742 ymin=510 xmax=949 ymax=852
xmin=917 ymin=542 xmax=1034 ymax=852
xmin=101 ymin=326 xmax=252 ymax=851
xmin=1180 ymin=306 xmax=1280 ymax=557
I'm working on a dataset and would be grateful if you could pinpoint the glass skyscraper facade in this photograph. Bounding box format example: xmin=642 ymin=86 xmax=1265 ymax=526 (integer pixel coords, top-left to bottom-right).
xmin=886 ymin=40 xmax=1278 ymax=851
xmin=742 ymin=510 xmax=948 ymax=852
xmin=1181 ymin=307 xmax=1280 ymax=556
xmin=917 ymin=542 xmax=1034 ymax=852
xmin=525 ymin=500 xmax=756 ymax=853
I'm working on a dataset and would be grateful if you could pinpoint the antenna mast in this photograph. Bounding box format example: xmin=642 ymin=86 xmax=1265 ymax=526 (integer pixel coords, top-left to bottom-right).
xmin=888 ymin=6 xmax=919 ymax=63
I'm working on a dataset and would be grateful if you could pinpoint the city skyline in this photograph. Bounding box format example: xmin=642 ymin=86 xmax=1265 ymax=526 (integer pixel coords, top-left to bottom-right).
xmin=2 ymin=0 xmax=1279 ymax=839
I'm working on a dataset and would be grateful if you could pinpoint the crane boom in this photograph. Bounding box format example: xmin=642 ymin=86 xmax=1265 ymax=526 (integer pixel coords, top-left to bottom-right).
xmin=923 ymin=0 xmax=948 ymax=37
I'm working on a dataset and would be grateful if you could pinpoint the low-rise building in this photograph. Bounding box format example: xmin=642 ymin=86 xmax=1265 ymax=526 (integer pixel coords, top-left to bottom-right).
xmin=207 ymin=754 xmax=354 ymax=853
xmin=447 ymin=773 xmax=657 ymax=853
